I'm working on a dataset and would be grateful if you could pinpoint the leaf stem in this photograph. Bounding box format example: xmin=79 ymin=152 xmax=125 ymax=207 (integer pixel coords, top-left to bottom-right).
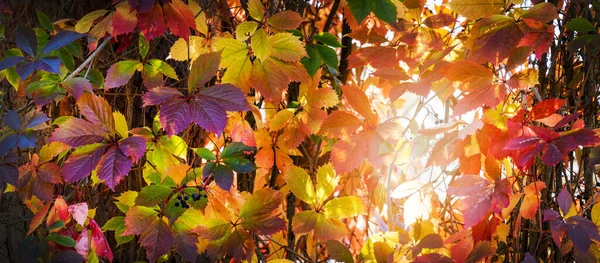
xmin=65 ymin=36 xmax=112 ymax=82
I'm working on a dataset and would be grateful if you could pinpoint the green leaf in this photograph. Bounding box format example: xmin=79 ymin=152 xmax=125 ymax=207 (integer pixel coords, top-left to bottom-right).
xmin=47 ymin=220 xmax=65 ymax=231
xmin=135 ymin=185 xmax=173 ymax=207
xmin=102 ymin=216 xmax=125 ymax=231
xmin=114 ymin=191 xmax=139 ymax=213
xmin=301 ymin=46 xmax=321 ymax=77
xmin=221 ymin=142 xmax=255 ymax=158
xmin=223 ymin=156 xmax=256 ymax=173
xmin=193 ymin=147 xmax=216 ymax=160
xmin=323 ymin=196 xmax=364 ymax=218
xmin=369 ymin=0 xmax=398 ymax=24
xmin=565 ymin=18 xmax=595 ymax=33
xmin=314 ymin=32 xmax=342 ymax=47
xmin=286 ymin=166 xmax=316 ymax=205
xmin=139 ymin=33 xmax=149 ymax=59
xmin=347 ymin=0 xmax=371 ymax=24
xmin=315 ymin=44 xmax=338 ymax=68
xmin=48 ymin=233 xmax=76 ymax=247
xmin=145 ymin=59 xmax=178 ymax=80
xmin=37 ymin=10 xmax=54 ymax=32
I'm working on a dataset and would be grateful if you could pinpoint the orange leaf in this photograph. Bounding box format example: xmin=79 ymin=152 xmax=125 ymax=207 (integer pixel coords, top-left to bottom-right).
xmin=520 ymin=181 xmax=546 ymax=219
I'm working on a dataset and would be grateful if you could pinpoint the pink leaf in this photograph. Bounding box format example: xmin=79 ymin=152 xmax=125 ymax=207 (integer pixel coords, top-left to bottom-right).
xmin=68 ymin=203 xmax=89 ymax=226
xmin=75 ymin=228 xmax=89 ymax=257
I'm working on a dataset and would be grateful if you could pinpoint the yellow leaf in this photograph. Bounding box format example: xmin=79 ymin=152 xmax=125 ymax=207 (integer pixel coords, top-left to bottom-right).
xmin=168 ymin=36 xmax=210 ymax=61
xmin=214 ymin=37 xmax=250 ymax=67
xmin=314 ymin=215 xmax=348 ymax=240
xmin=221 ymin=55 xmax=253 ymax=92
xmin=448 ymin=0 xmax=506 ymax=20
xmin=269 ymin=33 xmax=307 ymax=62
xmin=507 ymin=68 xmax=539 ymax=90
xmin=269 ymin=109 xmax=295 ymax=131
xmin=315 ymin=163 xmax=339 ymax=205
xmin=166 ymin=163 xmax=191 ymax=184
xmin=323 ymin=196 xmax=364 ymax=218
xmin=247 ymin=0 xmax=264 ymax=21
xmin=252 ymin=28 xmax=271 ymax=62
xmin=113 ymin=111 xmax=129 ymax=138
xmin=267 ymin=260 xmax=295 ymax=263
xmin=188 ymin=1 xmax=209 ymax=36
xmin=236 ymin=21 xmax=259 ymax=41
xmin=75 ymin=10 xmax=109 ymax=33
xmin=286 ymin=166 xmax=316 ymax=205
xmin=591 ymin=203 xmax=600 ymax=228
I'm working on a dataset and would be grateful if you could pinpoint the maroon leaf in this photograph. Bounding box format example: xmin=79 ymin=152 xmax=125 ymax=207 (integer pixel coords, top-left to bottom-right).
xmin=50 ymin=118 xmax=107 ymax=147
xmin=541 ymin=143 xmax=562 ymax=166
xmin=139 ymin=219 xmax=174 ymax=263
xmin=96 ymin=146 xmax=133 ymax=190
xmin=162 ymin=0 xmax=196 ymax=41
xmin=550 ymin=219 xmax=567 ymax=247
xmin=61 ymin=144 xmax=107 ymax=183
xmin=174 ymin=232 xmax=198 ymax=263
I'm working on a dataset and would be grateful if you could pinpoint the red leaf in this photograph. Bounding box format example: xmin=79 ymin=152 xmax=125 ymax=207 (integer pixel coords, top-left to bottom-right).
xmin=423 ymin=13 xmax=457 ymax=28
xmin=541 ymin=143 xmax=562 ymax=166
xmin=413 ymin=253 xmax=453 ymax=263
xmin=531 ymin=98 xmax=565 ymax=120
xmin=137 ymin=2 xmax=167 ymax=40
xmin=448 ymin=175 xmax=493 ymax=228
xmin=112 ymin=2 xmax=138 ymax=36
xmin=49 ymin=118 xmax=107 ymax=147
xmin=465 ymin=241 xmax=494 ymax=263
xmin=90 ymin=219 xmax=113 ymax=262
xmin=163 ymin=0 xmax=196 ymax=41
xmin=504 ymin=136 xmax=541 ymax=150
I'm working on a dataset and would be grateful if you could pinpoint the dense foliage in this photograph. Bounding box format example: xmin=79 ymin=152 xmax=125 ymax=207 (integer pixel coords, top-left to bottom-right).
xmin=1 ymin=0 xmax=600 ymax=262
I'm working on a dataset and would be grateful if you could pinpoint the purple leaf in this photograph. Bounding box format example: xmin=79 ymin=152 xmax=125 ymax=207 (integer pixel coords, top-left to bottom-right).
xmin=567 ymin=216 xmax=600 ymax=241
xmin=50 ymin=118 xmax=107 ymax=147
xmin=118 ymin=136 xmax=147 ymax=163
xmin=0 ymin=56 xmax=25 ymax=71
xmin=214 ymin=164 xmax=234 ymax=191
xmin=16 ymin=132 xmax=37 ymax=148
xmin=0 ymin=134 xmax=18 ymax=156
xmin=173 ymin=232 xmax=198 ymax=263
xmin=129 ymin=0 xmax=156 ymax=13
xmin=190 ymin=98 xmax=227 ymax=134
xmin=521 ymin=253 xmax=537 ymax=263
xmin=41 ymin=30 xmax=85 ymax=53
xmin=4 ymin=110 xmax=21 ymax=131
xmin=61 ymin=144 xmax=107 ymax=183
xmin=197 ymin=84 xmax=250 ymax=112
xmin=567 ymin=223 xmax=591 ymax=252
xmin=139 ymin=219 xmax=173 ymax=263
xmin=557 ymin=186 xmax=572 ymax=216
xmin=542 ymin=209 xmax=560 ymax=222
xmin=36 ymin=57 xmax=61 ymax=73
xmin=0 ymin=164 xmax=18 ymax=185
xmin=16 ymin=25 xmax=37 ymax=57
xmin=63 ymin=77 xmax=93 ymax=99
xmin=550 ymin=219 xmax=567 ymax=248
xmin=96 ymin=146 xmax=133 ymax=190
xmin=25 ymin=112 xmax=49 ymax=129
xmin=142 ymin=87 xmax=182 ymax=106
xmin=15 ymin=61 xmax=35 ymax=79
xmin=159 ymin=98 xmax=191 ymax=135
xmin=49 ymin=251 xmax=85 ymax=263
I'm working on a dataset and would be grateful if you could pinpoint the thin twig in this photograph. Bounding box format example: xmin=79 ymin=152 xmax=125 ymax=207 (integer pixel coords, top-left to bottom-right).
xmin=65 ymin=36 xmax=112 ymax=81
xmin=265 ymin=236 xmax=314 ymax=263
